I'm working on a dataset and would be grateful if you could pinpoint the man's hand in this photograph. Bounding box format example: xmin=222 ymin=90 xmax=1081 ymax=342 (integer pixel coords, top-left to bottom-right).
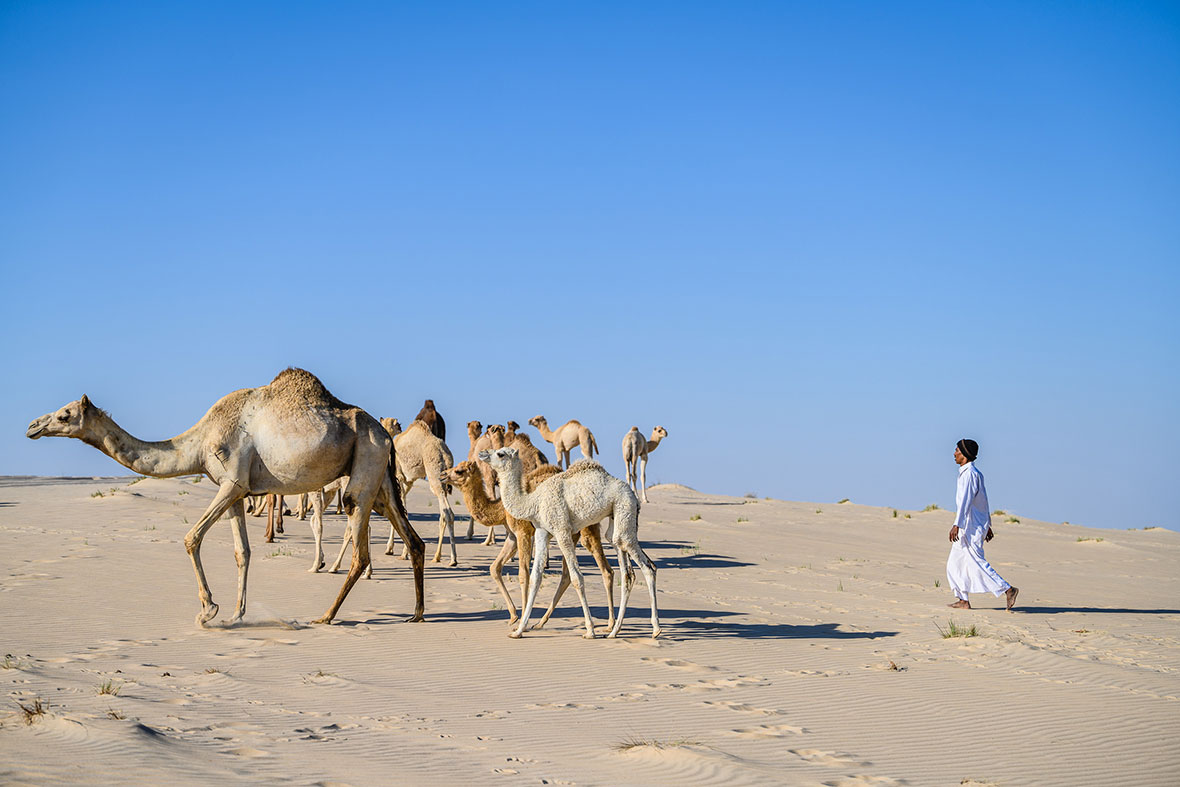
xmin=949 ymin=525 xmax=959 ymax=543
xmin=985 ymin=527 xmax=994 ymax=542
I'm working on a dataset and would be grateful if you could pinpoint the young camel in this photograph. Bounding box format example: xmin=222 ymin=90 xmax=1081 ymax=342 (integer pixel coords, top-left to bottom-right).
xmin=482 ymin=448 xmax=659 ymax=639
xmin=621 ymin=426 xmax=668 ymax=503
xmin=529 ymin=416 xmax=598 ymax=469
xmin=442 ymin=461 xmax=615 ymax=630
xmin=25 ymin=368 xmax=425 ymax=627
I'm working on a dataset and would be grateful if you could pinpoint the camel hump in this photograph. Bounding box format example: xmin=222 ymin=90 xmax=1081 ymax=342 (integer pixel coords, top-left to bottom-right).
xmin=407 ymin=419 xmax=433 ymax=435
xmin=524 ymin=464 xmax=562 ymax=491
xmin=267 ymin=368 xmax=344 ymax=409
xmin=563 ymin=459 xmax=605 ymax=477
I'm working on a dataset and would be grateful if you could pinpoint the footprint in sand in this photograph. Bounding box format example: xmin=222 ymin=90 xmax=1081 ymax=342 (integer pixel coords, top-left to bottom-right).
xmin=701 ymin=700 xmax=781 ymax=716
xmin=788 ymin=749 xmax=872 ymax=767
xmin=729 ymin=723 xmax=807 ymax=738
xmin=225 ymin=747 xmax=270 ymax=757
xmin=493 ymin=768 xmax=519 ymax=775
xmin=639 ymin=656 xmax=719 ymax=672
xmin=526 ymin=702 xmax=603 ymax=710
xmin=822 ymin=777 xmax=908 ymax=786
xmin=783 ymin=668 xmax=840 ymax=677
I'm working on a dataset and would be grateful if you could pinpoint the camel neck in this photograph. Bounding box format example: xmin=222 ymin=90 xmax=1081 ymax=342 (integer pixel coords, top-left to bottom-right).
xmin=460 ymin=477 xmax=506 ymax=526
xmin=496 ymin=463 xmax=530 ymax=520
xmin=82 ymin=412 xmax=204 ymax=478
xmin=534 ymin=422 xmax=555 ymax=441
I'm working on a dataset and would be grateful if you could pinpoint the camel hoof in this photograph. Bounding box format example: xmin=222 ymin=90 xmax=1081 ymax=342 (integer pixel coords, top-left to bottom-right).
xmin=196 ymin=603 xmax=220 ymax=627
xmin=407 ymin=614 xmax=425 ymax=623
xmin=226 ymin=613 xmax=244 ymax=626
xmin=652 ymin=627 xmax=662 ymax=639
xmin=448 ymin=560 xmax=458 ymax=567
xmin=508 ymin=630 xmax=524 ymax=639
xmin=310 ymin=615 xmax=333 ymax=625
xmin=583 ymin=632 xmax=598 ymax=639
xmin=384 ymin=548 xmax=396 ymax=556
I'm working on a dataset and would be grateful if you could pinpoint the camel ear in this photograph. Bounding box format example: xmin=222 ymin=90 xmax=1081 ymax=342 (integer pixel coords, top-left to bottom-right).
xmin=80 ymin=394 xmax=93 ymax=411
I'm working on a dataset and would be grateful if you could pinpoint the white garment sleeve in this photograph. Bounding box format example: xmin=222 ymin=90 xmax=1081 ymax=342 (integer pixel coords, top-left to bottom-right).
xmin=951 ymin=471 xmax=977 ymax=530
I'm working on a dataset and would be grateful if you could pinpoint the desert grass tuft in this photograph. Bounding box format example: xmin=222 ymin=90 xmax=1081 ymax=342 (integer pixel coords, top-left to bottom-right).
xmin=934 ymin=579 xmax=941 ymax=588
xmin=736 ymin=516 xmax=749 ymax=523
xmin=680 ymin=541 xmax=702 ymax=556
xmin=892 ymin=509 xmax=898 ymax=518
xmin=936 ymin=619 xmax=979 ymax=638
xmin=613 ymin=735 xmax=701 ymax=752
xmin=689 ymin=514 xmax=701 ymax=521
xmin=97 ymin=680 xmax=121 ymax=696
xmin=837 ymin=498 xmax=850 ymax=504
xmin=922 ymin=503 xmax=941 ymax=512
xmin=16 ymin=697 xmax=47 ymax=725
xmin=1076 ymin=537 xmax=1104 ymax=543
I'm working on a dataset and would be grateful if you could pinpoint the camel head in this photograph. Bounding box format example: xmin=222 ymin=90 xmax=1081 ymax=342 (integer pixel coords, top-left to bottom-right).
xmin=506 ymin=420 xmax=520 ymax=432
xmin=442 ymin=460 xmax=478 ymax=486
xmin=380 ymin=417 xmax=402 ymax=438
xmin=27 ymin=395 xmax=99 ymax=441
xmin=467 ymin=420 xmax=482 ymax=437
xmin=479 ymin=446 xmax=520 ymax=473
xmin=652 ymin=426 xmax=668 ymax=440
xmin=528 ymin=415 xmax=547 ymax=429
xmin=487 ymin=423 xmax=506 ymax=447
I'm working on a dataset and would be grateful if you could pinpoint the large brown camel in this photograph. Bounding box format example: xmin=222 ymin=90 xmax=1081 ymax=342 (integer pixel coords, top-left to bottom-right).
xmin=25 ymin=368 xmax=425 ymax=627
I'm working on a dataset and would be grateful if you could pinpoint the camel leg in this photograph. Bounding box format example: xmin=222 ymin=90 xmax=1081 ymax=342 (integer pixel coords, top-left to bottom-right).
xmin=184 ymin=481 xmax=244 ymax=627
xmin=534 ymin=557 xmax=572 ymax=631
xmin=376 ymin=479 xmax=426 ymax=622
xmin=226 ymin=499 xmax=250 ymax=625
xmin=312 ymin=504 xmax=373 ymax=625
xmin=482 ymin=523 xmax=495 ymax=546
xmin=640 ymin=456 xmax=649 ymax=503
xmin=275 ymin=495 xmax=284 ymax=534
xmin=606 ymin=540 xmax=638 ymax=639
xmin=307 ymin=490 xmax=326 ymax=572
xmin=516 ymin=526 xmax=534 ymax=618
xmin=436 ymin=492 xmax=457 ymax=566
xmin=265 ymin=494 xmax=276 ymax=542
xmin=626 ymin=457 xmax=636 ymax=492
xmin=490 ymin=531 xmax=520 ymax=622
xmin=328 ymin=520 xmax=352 ymax=573
xmin=511 ymin=529 xmax=551 ymax=638
xmin=583 ymin=525 xmax=616 ymax=632
xmin=554 ymin=531 xmax=596 ymax=639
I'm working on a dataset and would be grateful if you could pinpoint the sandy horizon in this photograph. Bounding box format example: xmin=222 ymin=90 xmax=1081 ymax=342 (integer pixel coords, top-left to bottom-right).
xmin=1 ymin=473 xmax=1177 ymax=786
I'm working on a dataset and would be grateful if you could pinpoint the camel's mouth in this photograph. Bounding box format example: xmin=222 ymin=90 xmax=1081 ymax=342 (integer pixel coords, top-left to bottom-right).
xmin=26 ymin=416 xmax=50 ymax=439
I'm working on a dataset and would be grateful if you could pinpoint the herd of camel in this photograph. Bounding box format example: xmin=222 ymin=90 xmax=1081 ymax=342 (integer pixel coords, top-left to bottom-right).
xmin=25 ymin=368 xmax=669 ymax=639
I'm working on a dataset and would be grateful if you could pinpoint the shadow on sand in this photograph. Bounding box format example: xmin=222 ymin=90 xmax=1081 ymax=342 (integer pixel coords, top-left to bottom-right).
xmin=1015 ymin=606 xmax=1180 ymax=615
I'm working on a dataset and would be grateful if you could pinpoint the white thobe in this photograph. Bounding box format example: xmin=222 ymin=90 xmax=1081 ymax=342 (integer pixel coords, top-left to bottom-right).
xmin=946 ymin=461 xmax=1010 ymax=600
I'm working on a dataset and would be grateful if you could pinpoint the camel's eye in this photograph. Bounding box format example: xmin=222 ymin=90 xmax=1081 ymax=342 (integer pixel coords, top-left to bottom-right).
xmin=58 ymin=412 xmax=70 ymax=422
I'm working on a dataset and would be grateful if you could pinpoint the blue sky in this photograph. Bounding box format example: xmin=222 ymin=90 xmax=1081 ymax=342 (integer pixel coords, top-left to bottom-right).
xmin=2 ymin=2 xmax=1177 ymax=530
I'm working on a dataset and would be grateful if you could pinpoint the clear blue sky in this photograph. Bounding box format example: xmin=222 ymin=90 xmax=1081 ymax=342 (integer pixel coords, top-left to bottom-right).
xmin=2 ymin=2 xmax=1177 ymax=530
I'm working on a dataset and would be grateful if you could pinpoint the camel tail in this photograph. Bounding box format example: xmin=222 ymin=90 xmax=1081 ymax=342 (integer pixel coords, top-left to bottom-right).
xmin=386 ymin=445 xmax=412 ymax=531
xmin=590 ymin=433 xmax=598 ymax=458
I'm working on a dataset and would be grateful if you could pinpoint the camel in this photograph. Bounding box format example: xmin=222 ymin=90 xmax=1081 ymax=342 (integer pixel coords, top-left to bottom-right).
xmin=414 ymin=399 xmax=446 ymax=441
xmin=622 ymin=426 xmax=668 ymax=503
xmin=442 ymin=461 xmax=615 ymax=630
xmin=25 ymin=368 xmax=426 ymax=628
xmin=388 ymin=419 xmax=458 ymax=565
xmin=482 ymin=448 xmax=659 ymax=639
xmin=508 ymin=432 xmax=549 ymax=477
xmin=504 ymin=420 xmax=520 ymax=444
xmin=528 ymin=416 xmax=598 ymax=469
xmin=468 ymin=422 xmax=499 ymax=501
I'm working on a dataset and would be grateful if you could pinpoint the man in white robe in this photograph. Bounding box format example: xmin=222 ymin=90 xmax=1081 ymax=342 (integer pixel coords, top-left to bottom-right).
xmin=946 ymin=438 xmax=1019 ymax=610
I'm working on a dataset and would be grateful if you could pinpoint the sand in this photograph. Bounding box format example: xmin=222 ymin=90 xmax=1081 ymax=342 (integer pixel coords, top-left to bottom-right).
xmin=1 ymin=475 xmax=1177 ymax=786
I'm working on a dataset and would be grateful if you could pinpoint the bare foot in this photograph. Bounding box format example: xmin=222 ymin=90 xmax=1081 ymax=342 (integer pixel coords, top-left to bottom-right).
xmin=947 ymin=599 xmax=970 ymax=609
xmin=1006 ymin=586 xmax=1019 ymax=611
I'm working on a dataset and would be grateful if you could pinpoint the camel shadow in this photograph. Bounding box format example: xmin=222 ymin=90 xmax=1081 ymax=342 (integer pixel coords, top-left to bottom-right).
xmin=1015 ymin=606 xmax=1180 ymax=615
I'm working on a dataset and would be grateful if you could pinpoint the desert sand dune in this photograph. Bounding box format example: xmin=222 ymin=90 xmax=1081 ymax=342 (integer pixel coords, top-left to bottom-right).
xmin=1 ymin=476 xmax=1177 ymax=785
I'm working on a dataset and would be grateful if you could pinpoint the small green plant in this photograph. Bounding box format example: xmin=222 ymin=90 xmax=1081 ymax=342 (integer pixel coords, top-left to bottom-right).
xmin=191 ymin=475 xmax=202 ymax=484
xmin=613 ymin=736 xmax=700 ymax=752
xmin=838 ymin=556 xmax=845 ymax=561
xmin=904 ymin=514 xmax=912 ymax=519
xmin=204 ymin=667 xmax=225 ymax=674
xmin=922 ymin=504 xmax=940 ymax=512
xmin=17 ymin=697 xmax=47 ymax=725
xmin=744 ymin=492 xmax=757 ymax=499
xmin=936 ymin=619 xmax=978 ymax=638
xmin=764 ymin=496 xmax=772 ymax=501
xmin=934 ymin=579 xmax=941 ymax=588
xmin=689 ymin=514 xmax=701 ymax=521
xmin=269 ymin=546 xmax=293 ymax=557
xmin=1076 ymin=537 xmax=1104 ymax=543
xmin=144 ymin=524 xmax=156 ymax=531
xmin=837 ymin=498 xmax=850 ymax=504
xmin=490 ymin=601 xmax=502 ymax=610
xmin=892 ymin=509 xmax=898 ymax=518
xmin=815 ymin=508 xmax=822 ymax=514
xmin=182 ymin=516 xmax=189 ymax=524
xmin=106 ymin=708 xmax=125 ymax=720
xmin=178 ymin=490 xmax=188 ymax=496
xmin=1007 ymin=517 xmax=1020 ymax=524
xmin=992 ymin=509 xmax=1006 ymax=516
xmin=736 ymin=516 xmax=748 ymax=523
xmin=680 ymin=541 xmax=702 ymax=556
xmin=97 ymin=680 xmax=122 ymax=696
xmin=837 ymin=580 xmax=845 ymax=592
xmin=91 ymin=490 xmax=104 ymax=498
